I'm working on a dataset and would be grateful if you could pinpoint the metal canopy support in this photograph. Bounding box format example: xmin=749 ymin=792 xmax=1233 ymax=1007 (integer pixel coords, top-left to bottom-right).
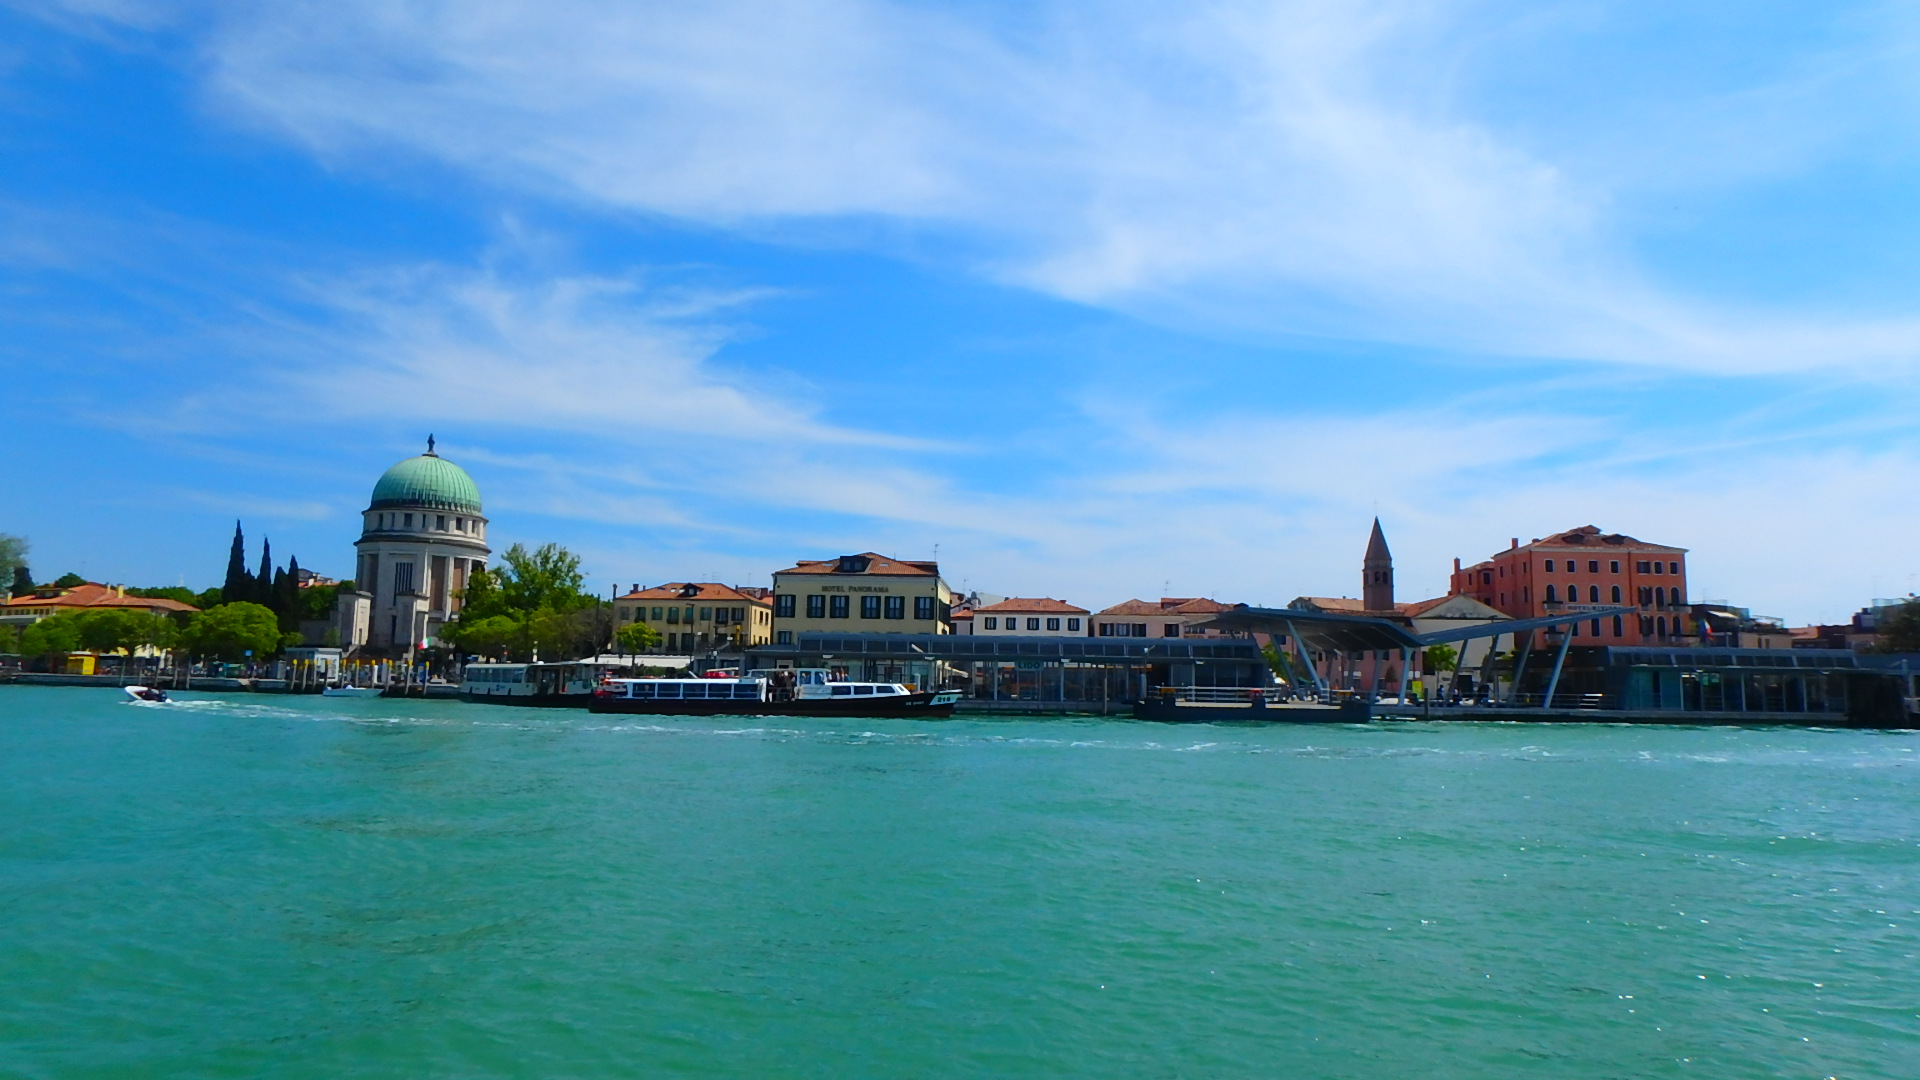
xmin=1398 ymin=647 xmax=1411 ymax=702
xmin=1508 ymin=631 xmax=1534 ymax=705
xmin=1287 ymin=621 xmax=1327 ymax=699
xmin=1541 ymin=627 xmax=1575 ymax=709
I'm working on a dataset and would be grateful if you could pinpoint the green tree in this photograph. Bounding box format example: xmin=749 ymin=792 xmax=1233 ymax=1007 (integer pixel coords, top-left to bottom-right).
xmin=20 ymin=613 xmax=83 ymax=663
xmin=180 ymin=602 xmax=283 ymax=661
xmin=0 ymin=534 xmax=25 ymax=596
xmin=1876 ymin=597 xmax=1920 ymax=654
xmin=1424 ymin=644 xmax=1459 ymax=673
xmin=497 ymin=543 xmax=592 ymax=614
xmin=125 ymin=586 xmax=201 ymax=605
xmin=0 ymin=623 xmax=19 ymax=655
xmin=442 ymin=613 xmax=524 ymax=660
xmin=615 ymin=621 xmax=661 ymax=654
xmin=52 ymin=572 xmax=87 ymax=588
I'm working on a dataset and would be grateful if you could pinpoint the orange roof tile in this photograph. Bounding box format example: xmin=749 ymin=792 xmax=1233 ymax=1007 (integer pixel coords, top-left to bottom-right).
xmin=973 ymin=597 xmax=1089 ymax=615
xmin=3 ymin=583 xmax=198 ymax=614
xmin=773 ymin=553 xmax=940 ymax=577
xmin=617 ymin=582 xmax=771 ymax=605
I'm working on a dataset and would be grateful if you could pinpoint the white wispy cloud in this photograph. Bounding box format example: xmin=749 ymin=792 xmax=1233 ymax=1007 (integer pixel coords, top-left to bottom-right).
xmin=116 ymin=0 xmax=1918 ymax=374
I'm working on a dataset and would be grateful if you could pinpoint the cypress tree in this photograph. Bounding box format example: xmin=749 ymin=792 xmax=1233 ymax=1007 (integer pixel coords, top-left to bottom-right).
xmin=10 ymin=565 xmax=31 ymax=598
xmin=222 ymin=521 xmax=250 ymax=604
xmin=255 ymin=538 xmax=273 ymax=605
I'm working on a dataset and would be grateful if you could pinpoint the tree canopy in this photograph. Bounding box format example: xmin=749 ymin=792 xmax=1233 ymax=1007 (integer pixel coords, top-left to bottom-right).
xmin=444 ymin=543 xmax=605 ymax=661
xmin=0 ymin=533 xmax=25 ymax=596
xmin=1877 ymin=597 xmax=1920 ymax=655
xmin=178 ymin=602 xmax=284 ymax=661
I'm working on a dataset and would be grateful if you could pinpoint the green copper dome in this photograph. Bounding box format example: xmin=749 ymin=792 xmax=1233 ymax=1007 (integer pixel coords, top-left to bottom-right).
xmin=369 ymin=451 xmax=482 ymax=513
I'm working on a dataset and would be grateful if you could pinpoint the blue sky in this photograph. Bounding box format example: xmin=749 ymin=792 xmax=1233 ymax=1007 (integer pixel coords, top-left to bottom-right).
xmin=4 ymin=0 xmax=1919 ymax=623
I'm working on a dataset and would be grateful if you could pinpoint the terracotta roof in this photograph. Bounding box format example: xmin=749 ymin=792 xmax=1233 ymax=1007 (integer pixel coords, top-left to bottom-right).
xmin=3 ymin=583 xmax=198 ymax=614
xmin=1513 ymin=526 xmax=1686 ymax=554
xmin=973 ymin=597 xmax=1089 ymax=615
xmin=773 ymin=553 xmax=940 ymax=577
xmin=1165 ymin=597 xmax=1234 ymax=615
xmin=1096 ymin=598 xmax=1163 ymax=616
xmin=1292 ymin=596 xmax=1411 ymax=616
xmin=618 ymin=582 xmax=770 ymax=604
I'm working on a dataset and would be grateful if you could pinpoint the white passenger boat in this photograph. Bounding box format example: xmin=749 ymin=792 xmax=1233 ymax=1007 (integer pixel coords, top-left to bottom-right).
xmin=590 ymin=668 xmax=961 ymax=718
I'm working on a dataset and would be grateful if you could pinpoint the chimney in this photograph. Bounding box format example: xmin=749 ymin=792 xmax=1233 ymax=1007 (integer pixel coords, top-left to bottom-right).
xmin=1453 ymin=557 xmax=1461 ymax=571
xmin=1510 ymin=538 xmax=1519 ymax=549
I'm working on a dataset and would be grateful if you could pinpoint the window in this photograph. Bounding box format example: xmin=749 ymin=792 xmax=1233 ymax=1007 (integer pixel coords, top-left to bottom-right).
xmin=393 ymin=562 xmax=416 ymax=595
xmin=667 ymin=607 xmax=680 ymax=624
xmin=1638 ymin=587 xmax=1652 ymax=605
xmin=456 ymin=518 xmax=464 ymax=531
xmin=1610 ymin=560 xmax=1620 ymax=573
xmin=699 ymin=606 xmax=713 ymax=621
xmin=983 ymin=617 xmax=997 ymax=630
xmin=1545 ymin=585 xmax=1557 ymax=602
xmin=776 ymin=594 xmax=796 ymax=618
xmin=853 ymin=685 xmax=874 ymax=696
xmin=1027 ymin=618 xmax=1041 ymax=631
xmin=1669 ymin=562 xmax=1680 ymax=575
xmin=650 ymin=607 xmax=663 ymax=621
xmin=1067 ymin=618 xmax=1081 ymax=631
xmin=776 ymin=630 xmax=792 ymax=644
xmin=684 ymin=606 xmax=695 ymax=622
xmin=1652 ymin=562 xmax=1664 ymax=575
xmin=1589 ymin=585 xmax=1600 ymax=603
xmin=1133 ymin=623 xmax=1149 ymax=638
xmin=1544 ymin=559 xmax=1555 ymax=572
xmin=403 ymin=513 xmax=414 ymax=528
xmin=1163 ymin=623 xmax=1180 ymax=637
xmin=1611 ymin=585 xmax=1622 ymax=603
xmin=1613 ymin=615 xmax=1624 ymax=638
xmin=1566 ymin=562 xmax=1575 ymax=575
xmin=1588 ymin=560 xmax=1599 ymax=573
xmin=734 ymin=607 xmax=746 ymax=623
xmin=1657 ymin=616 xmax=1668 ymax=638
xmin=1670 ymin=587 xmax=1682 ymax=606
xmin=885 ymin=596 xmax=905 ymax=620
xmin=714 ymin=608 xmax=730 ymax=626
xmin=830 ymin=596 xmax=850 ymax=619
xmin=1046 ymin=618 xmax=1060 ymax=631
xmin=807 ymin=595 xmax=826 ymax=619
xmin=437 ymin=515 xmax=447 ymax=531
xmin=1482 ymin=571 xmax=1492 ymax=585
xmin=915 ymin=596 xmax=935 ymax=620
xmin=861 ymin=595 xmax=881 ymax=619
xmin=1637 ymin=560 xmax=1651 ymax=573
xmin=1591 ymin=618 xmax=1602 ymax=637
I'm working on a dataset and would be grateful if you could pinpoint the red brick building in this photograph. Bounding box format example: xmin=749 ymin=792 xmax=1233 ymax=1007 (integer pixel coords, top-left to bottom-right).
xmin=1450 ymin=525 xmax=1691 ymax=646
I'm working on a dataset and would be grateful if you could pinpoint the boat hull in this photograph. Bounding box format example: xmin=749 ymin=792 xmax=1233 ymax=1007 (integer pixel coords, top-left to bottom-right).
xmin=589 ymin=692 xmax=956 ymax=719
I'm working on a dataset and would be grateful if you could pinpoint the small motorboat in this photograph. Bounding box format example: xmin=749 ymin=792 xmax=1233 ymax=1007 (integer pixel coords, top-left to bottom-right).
xmin=123 ymin=686 xmax=169 ymax=703
xmin=321 ymin=685 xmax=383 ymax=698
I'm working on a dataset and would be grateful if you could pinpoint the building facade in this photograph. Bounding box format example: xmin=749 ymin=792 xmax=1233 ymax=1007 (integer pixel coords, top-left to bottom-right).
xmin=971 ymin=598 xmax=1090 ymax=636
xmin=615 ymin=582 xmax=774 ymax=653
xmin=343 ymin=439 xmax=491 ymax=651
xmin=770 ymin=553 xmax=953 ymax=644
xmin=1450 ymin=525 xmax=1689 ymax=646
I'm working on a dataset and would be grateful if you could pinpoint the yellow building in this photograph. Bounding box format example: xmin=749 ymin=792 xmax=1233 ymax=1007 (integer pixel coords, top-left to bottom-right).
xmin=771 ymin=553 xmax=952 ymax=644
xmin=615 ymin=583 xmax=773 ymax=653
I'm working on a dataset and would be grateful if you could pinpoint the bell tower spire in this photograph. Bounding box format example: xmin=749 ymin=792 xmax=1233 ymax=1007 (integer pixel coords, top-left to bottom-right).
xmin=1363 ymin=517 xmax=1394 ymax=612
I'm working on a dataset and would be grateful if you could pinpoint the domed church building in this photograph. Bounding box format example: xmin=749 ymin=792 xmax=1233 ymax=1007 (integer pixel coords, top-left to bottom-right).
xmin=334 ymin=437 xmax=490 ymax=652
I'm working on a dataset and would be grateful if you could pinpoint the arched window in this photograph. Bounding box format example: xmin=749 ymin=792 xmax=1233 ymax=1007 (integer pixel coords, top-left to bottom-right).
xmin=1590 ymin=585 xmax=1601 ymax=602
xmin=1670 ymin=587 xmax=1682 ymax=606
xmin=1611 ymin=585 xmax=1622 ymax=603
xmin=1545 ymin=585 xmax=1557 ymax=603
xmin=1612 ymin=615 xmax=1624 ymax=637
xmin=1657 ymin=616 xmax=1668 ymax=638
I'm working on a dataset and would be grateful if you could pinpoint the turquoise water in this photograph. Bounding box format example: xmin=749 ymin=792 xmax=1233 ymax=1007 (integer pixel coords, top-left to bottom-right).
xmin=3 ymin=687 xmax=1918 ymax=1079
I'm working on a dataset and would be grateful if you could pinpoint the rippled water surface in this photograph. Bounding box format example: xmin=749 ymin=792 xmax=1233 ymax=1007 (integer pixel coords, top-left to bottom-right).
xmin=3 ymin=686 xmax=1918 ymax=1078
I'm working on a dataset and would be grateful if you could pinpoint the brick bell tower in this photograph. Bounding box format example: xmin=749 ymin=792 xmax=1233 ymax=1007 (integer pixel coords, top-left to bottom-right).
xmin=1363 ymin=517 xmax=1394 ymax=612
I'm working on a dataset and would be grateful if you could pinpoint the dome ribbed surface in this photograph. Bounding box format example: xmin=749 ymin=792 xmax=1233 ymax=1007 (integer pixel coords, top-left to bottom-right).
xmin=369 ymin=455 xmax=482 ymax=513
